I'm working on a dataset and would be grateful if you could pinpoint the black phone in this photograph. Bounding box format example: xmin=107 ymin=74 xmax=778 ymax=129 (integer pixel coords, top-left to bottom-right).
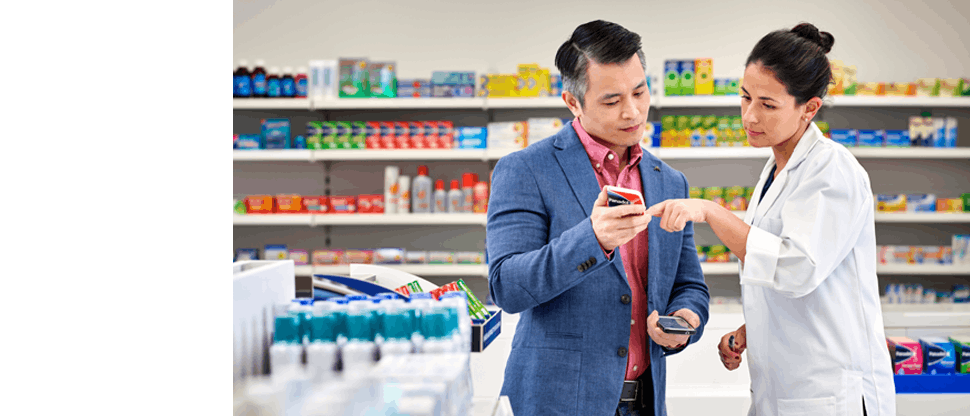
xmin=657 ymin=315 xmax=696 ymax=335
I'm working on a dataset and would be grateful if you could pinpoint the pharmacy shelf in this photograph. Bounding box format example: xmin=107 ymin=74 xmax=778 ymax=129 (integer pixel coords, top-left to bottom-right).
xmin=312 ymin=149 xmax=488 ymax=161
xmin=848 ymin=147 xmax=970 ymax=159
xmin=302 ymin=264 xmax=488 ymax=277
xmin=874 ymin=213 xmax=970 ymax=223
xmin=484 ymin=97 xmax=567 ymax=109
xmin=701 ymin=262 xmax=970 ymax=275
xmin=232 ymin=150 xmax=314 ymax=161
xmin=658 ymin=95 xmax=741 ymax=108
xmin=652 ymin=147 xmax=970 ymax=160
xmin=312 ymin=214 xmax=486 ymax=226
xmin=232 ymin=98 xmax=310 ymax=109
xmin=701 ymin=263 xmax=740 ymax=274
xmin=312 ymin=97 xmax=485 ymax=110
xmin=232 ymin=214 xmax=313 ymax=225
xmin=657 ymin=147 xmax=771 ymax=159
xmin=829 ymin=95 xmax=970 ymax=107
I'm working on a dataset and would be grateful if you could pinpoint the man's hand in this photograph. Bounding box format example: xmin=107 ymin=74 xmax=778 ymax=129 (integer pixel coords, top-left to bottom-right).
xmin=591 ymin=187 xmax=651 ymax=251
xmin=717 ymin=324 xmax=746 ymax=371
xmin=646 ymin=309 xmax=699 ymax=349
xmin=644 ymin=199 xmax=713 ymax=233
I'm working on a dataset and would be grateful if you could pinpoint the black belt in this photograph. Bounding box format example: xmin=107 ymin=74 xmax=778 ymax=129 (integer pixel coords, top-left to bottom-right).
xmin=619 ymin=379 xmax=641 ymax=402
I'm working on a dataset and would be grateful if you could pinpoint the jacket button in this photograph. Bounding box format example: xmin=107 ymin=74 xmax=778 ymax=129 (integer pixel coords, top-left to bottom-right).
xmin=577 ymin=264 xmax=586 ymax=272
xmin=587 ymin=256 xmax=596 ymax=266
xmin=620 ymin=295 xmax=631 ymax=304
xmin=617 ymin=347 xmax=628 ymax=357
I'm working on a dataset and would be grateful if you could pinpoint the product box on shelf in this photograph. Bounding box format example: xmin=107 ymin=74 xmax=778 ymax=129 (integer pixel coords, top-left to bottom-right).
xmin=915 ymin=78 xmax=940 ymax=97
xmin=830 ymin=129 xmax=858 ymax=147
xmin=436 ymin=121 xmax=454 ymax=149
xmin=363 ymin=121 xmax=381 ymax=149
xmin=694 ymin=59 xmax=713 ymax=95
xmin=701 ymin=115 xmax=718 ymax=147
xmin=945 ymin=117 xmax=958 ymax=148
xmin=477 ymin=74 xmax=520 ymax=97
xmin=953 ymin=235 xmax=970 ymax=266
xmin=707 ymin=245 xmax=730 ymax=263
xmin=357 ymin=195 xmax=384 ymax=214
xmin=951 ymin=337 xmax=970 ymax=373
xmin=689 ymin=115 xmax=704 ymax=147
xmin=405 ymin=251 xmax=428 ymax=264
xmin=245 ymin=195 xmax=274 ymax=213
xmin=906 ymin=194 xmax=937 ymax=212
xmin=920 ymin=337 xmax=957 ymax=375
xmin=455 ymin=127 xmax=487 ymax=150
xmin=473 ymin=181 xmax=489 ymax=213
xmin=374 ymin=248 xmax=405 ymax=264
xmin=936 ymin=198 xmax=964 ymax=213
xmin=517 ymin=64 xmax=547 ymax=97
xmin=856 ymin=82 xmax=885 ymax=96
xmin=487 ymin=121 xmax=528 ymax=150
xmin=731 ymin=116 xmax=746 ymax=146
xmin=349 ymin=122 xmax=367 ymax=149
xmin=885 ymin=130 xmax=911 ymax=148
xmin=378 ymin=121 xmax=396 ymax=149
xmin=703 ymin=187 xmax=725 ymax=207
xmin=234 ymin=199 xmax=246 ymax=215
xmin=275 ymin=194 xmax=303 ymax=213
xmin=235 ymin=248 xmax=259 ymax=261
xmin=396 ymin=79 xmax=431 ymax=98
xmin=876 ymin=194 xmax=907 ymax=212
xmin=302 ymin=196 xmax=330 ymax=213
xmin=338 ymin=58 xmax=369 ymax=98
xmin=334 ymin=121 xmax=353 ymax=150
xmin=289 ymin=250 xmax=309 ymax=266
xmin=234 ymin=134 xmax=261 ymax=149
xmin=421 ymin=121 xmax=439 ymax=149
xmin=858 ymin=130 xmax=886 ymax=147
xmin=431 ymin=71 xmax=475 ymax=98
xmin=938 ymin=78 xmax=962 ymax=97
xmin=888 ymin=337 xmax=923 ymax=375
xmin=312 ymin=249 xmax=344 ymax=265
xmin=643 ymin=121 xmax=661 ymax=148
xmin=367 ymin=61 xmax=396 ymax=98
xmin=550 ymin=74 xmax=562 ymax=95
xmin=344 ymin=249 xmax=375 ymax=264
xmin=428 ymin=251 xmax=454 ymax=264
xmin=678 ymin=60 xmax=695 ymax=96
xmin=456 ymin=251 xmax=485 ymax=265
xmin=264 ymin=244 xmax=288 ymax=260
xmin=329 ymin=196 xmax=357 ymax=213
xmin=725 ymin=186 xmax=747 ymax=211
xmin=661 ymin=116 xmax=677 ymax=147
xmin=407 ymin=121 xmax=426 ymax=149
xmin=261 ymin=118 xmax=291 ymax=149
xmin=675 ymin=115 xmax=691 ymax=147
xmin=663 ymin=61 xmax=679 ymax=96
xmin=689 ymin=187 xmax=703 ymax=199
xmin=527 ymin=118 xmax=565 ymax=144
xmin=885 ymin=82 xmax=915 ymax=96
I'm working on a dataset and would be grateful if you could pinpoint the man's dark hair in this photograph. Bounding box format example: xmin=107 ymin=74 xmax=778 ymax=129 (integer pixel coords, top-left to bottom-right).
xmin=555 ymin=20 xmax=646 ymax=108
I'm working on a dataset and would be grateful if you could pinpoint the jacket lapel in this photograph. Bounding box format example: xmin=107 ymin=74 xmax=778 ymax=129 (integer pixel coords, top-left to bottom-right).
xmin=641 ymin=153 xmax=665 ymax=302
xmin=553 ymin=127 xmax=602 ymax=219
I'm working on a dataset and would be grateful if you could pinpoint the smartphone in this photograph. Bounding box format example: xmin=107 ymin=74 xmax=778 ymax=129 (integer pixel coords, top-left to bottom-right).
xmin=605 ymin=185 xmax=645 ymax=207
xmin=657 ymin=315 xmax=696 ymax=335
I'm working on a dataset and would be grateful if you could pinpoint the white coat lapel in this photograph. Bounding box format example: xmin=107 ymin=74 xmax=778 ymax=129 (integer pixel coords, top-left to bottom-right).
xmin=753 ymin=123 xmax=824 ymax=221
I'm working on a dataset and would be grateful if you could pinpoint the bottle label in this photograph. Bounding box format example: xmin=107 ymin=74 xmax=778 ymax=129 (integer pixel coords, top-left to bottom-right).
xmin=296 ymin=79 xmax=308 ymax=97
xmin=268 ymin=79 xmax=281 ymax=97
xmin=253 ymin=74 xmax=267 ymax=95
xmin=282 ymin=79 xmax=296 ymax=97
xmin=235 ymin=75 xmax=252 ymax=96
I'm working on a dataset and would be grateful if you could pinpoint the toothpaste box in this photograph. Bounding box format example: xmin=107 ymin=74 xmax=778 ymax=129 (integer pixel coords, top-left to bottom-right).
xmin=375 ymin=248 xmax=405 ymax=264
xmin=428 ymin=251 xmax=455 ymax=264
xmin=909 ymin=116 xmax=932 ymax=147
xmin=885 ymin=82 xmax=915 ymax=96
xmin=689 ymin=115 xmax=704 ymax=147
xmin=312 ymin=249 xmax=344 ymax=265
xmin=396 ymin=79 xmax=431 ymax=98
xmin=338 ymin=58 xmax=369 ymax=98
xmin=945 ymin=117 xmax=958 ymax=148
xmin=478 ymin=74 xmax=520 ymax=97
xmin=393 ymin=121 xmax=411 ymax=149
xmin=329 ymin=196 xmax=357 ymax=213
xmin=885 ymin=130 xmax=911 ymax=147
xmin=455 ymin=126 xmax=487 ymax=149
xmin=334 ymin=121 xmax=353 ymax=149
xmin=436 ymin=121 xmax=454 ymax=149
xmin=431 ymin=71 xmax=476 ymax=97
xmin=350 ymin=121 xmax=367 ymax=149
xmin=950 ymin=337 xmax=970 ymax=373
xmin=906 ymin=194 xmax=937 ymax=212
xmin=408 ymin=121 xmax=427 ymax=149
xmin=264 ymin=244 xmax=288 ymax=260
xmin=289 ymin=250 xmax=309 ymax=265
xmin=937 ymin=198 xmax=964 ymax=213
xmin=487 ymin=121 xmax=528 ymax=150
xmin=702 ymin=115 xmax=718 ymax=147
xmin=275 ymin=194 xmax=303 ymax=213
xmin=830 ymin=129 xmax=859 ymax=147
xmin=365 ymin=121 xmax=381 ymax=149
xmin=931 ymin=118 xmax=947 ymax=147
xmin=858 ymin=129 xmax=885 ymax=147
xmin=422 ymin=121 xmax=439 ymax=148
xmin=664 ymin=61 xmax=680 ymax=96
xmin=302 ymin=196 xmax=330 ymax=214
xmin=876 ymin=194 xmax=907 ymax=212
xmin=261 ymin=118 xmax=291 ymax=149
xmin=318 ymin=121 xmax=338 ymax=150
xmin=234 ymin=134 xmax=261 ymax=149
xmin=920 ymin=337 xmax=957 ymax=374
xmin=379 ymin=121 xmax=396 ymax=149
xmin=675 ymin=115 xmax=692 ymax=147
xmin=344 ymin=249 xmax=374 ymax=264
xmin=660 ymin=116 xmax=677 ymax=147
xmin=678 ymin=60 xmax=695 ymax=96
xmin=888 ymin=337 xmax=923 ymax=375
xmin=367 ymin=62 xmax=396 ymax=98
xmin=357 ymin=195 xmax=384 ymax=214
xmin=550 ymin=74 xmax=562 ymax=95
xmin=456 ymin=251 xmax=485 ymax=264
xmin=405 ymin=251 xmax=428 ymax=264
xmin=245 ymin=195 xmax=274 ymax=213
xmin=527 ymin=118 xmax=564 ymax=144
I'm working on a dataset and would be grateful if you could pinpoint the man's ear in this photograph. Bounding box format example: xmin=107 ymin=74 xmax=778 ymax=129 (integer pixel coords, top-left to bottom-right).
xmin=563 ymin=91 xmax=583 ymax=118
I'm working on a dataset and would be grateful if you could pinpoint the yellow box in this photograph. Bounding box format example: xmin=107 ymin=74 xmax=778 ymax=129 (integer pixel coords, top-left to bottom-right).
xmin=828 ymin=60 xmax=845 ymax=95
xmin=939 ymin=78 xmax=962 ymax=97
xmin=937 ymin=198 xmax=964 ymax=213
xmin=915 ymin=78 xmax=940 ymax=97
xmin=843 ymin=65 xmax=858 ymax=95
xmin=857 ymin=82 xmax=885 ymax=96
xmin=877 ymin=194 xmax=907 ymax=212
xmin=517 ymin=64 xmax=542 ymax=97
xmin=536 ymin=68 xmax=551 ymax=97
xmin=694 ymin=58 xmax=714 ymax=95
xmin=481 ymin=74 xmax=521 ymax=97
xmin=885 ymin=82 xmax=915 ymax=96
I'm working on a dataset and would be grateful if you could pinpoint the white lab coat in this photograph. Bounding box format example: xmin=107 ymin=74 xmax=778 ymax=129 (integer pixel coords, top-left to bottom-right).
xmin=740 ymin=122 xmax=896 ymax=416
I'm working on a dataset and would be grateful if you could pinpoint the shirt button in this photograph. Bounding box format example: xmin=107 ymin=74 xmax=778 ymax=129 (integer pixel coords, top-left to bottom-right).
xmin=596 ymin=163 xmax=601 ymax=168
xmin=608 ymin=153 xmax=615 ymax=160
xmin=618 ymin=347 xmax=628 ymax=357
xmin=631 ymin=319 xmax=635 ymax=325
xmin=620 ymin=295 xmax=631 ymax=304
xmin=634 ymin=365 xmax=638 ymax=371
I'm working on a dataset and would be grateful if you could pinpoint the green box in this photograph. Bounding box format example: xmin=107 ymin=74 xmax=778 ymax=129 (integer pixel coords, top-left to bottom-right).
xmin=689 ymin=187 xmax=703 ymax=199
xmin=726 ymin=79 xmax=740 ymax=95
xmin=717 ymin=116 xmax=733 ymax=145
xmin=306 ymin=121 xmax=324 ymax=150
xmin=962 ymin=78 xmax=970 ymax=96
xmin=350 ymin=122 xmax=367 ymax=149
xmin=675 ymin=115 xmax=691 ymax=132
xmin=664 ymin=61 xmax=680 ymax=96
xmin=234 ymin=199 xmax=246 ymax=215
xmin=661 ymin=115 xmax=677 ymax=131
xmin=368 ymin=61 xmax=397 ymax=98
xmin=321 ymin=121 xmax=338 ymax=149
xmin=744 ymin=187 xmax=755 ymax=203
xmin=679 ymin=60 xmax=695 ymax=96
xmin=963 ymin=193 xmax=970 ymax=212
xmin=951 ymin=337 xmax=970 ymax=373
xmin=338 ymin=58 xmax=369 ymax=98
xmin=731 ymin=116 xmax=745 ymax=146
xmin=335 ymin=121 xmax=353 ymax=149
xmin=689 ymin=115 xmax=704 ymax=147
xmin=703 ymin=186 xmax=725 ymax=206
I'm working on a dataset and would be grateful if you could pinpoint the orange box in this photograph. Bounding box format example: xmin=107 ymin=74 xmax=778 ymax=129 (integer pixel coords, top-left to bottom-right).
xmin=857 ymin=82 xmax=885 ymax=96
xmin=275 ymin=194 xmax=303 ymax=213
xmin=302 ymin=196 xmax=330 ymax=214
xmin=937 ymin=198 xmax=964 ymax=213
xmin=312 ymin=249 xmax=344 ymax=265
xmin=344 ymin=249 xmax=374 ymax=264
xmin=885 ymin=82 xmax=915 ymax=96
xmin=245 ymin=195 xmax=274 ymax=213
xmin=357 ymin=195 xmax=384 ymax=213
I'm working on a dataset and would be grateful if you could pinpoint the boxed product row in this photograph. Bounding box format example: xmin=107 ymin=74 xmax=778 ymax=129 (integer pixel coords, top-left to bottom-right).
xmin=233 ymin=118 xmax=457 ymax=150
xmin=663 ymin=59 xmax=740 ymax=96
xmin=234 ymin=246 xmax=486 ymax=266
xmin=829 ymin=60 xmax=970 ymax=97
xmin=233 ymin=60 xmax=308 ymax=98
xmin=883 ymin=284 xmax=969 ymax=304
xmin=236 ymin=194 xmax=385 ymax=214
xmin=477 ymin=63 xmax=563 ymax=98
xmin=384 ymin=167 xmax=488 ymax=214
xmin=660 ymin=115 xmax=751 ymax=148
xmin=388 ymin=279 xmax=489 ymax=321
xmin=829 ymin=116 xmax=958 ymax=148
xmin=696 ymin=245 xmax=739 ymax=263
xmin=689 ymin=186 xmax=755 ymax=211
xmin=876 ymin=193 xmax=969 ymax=213
xmin=888 ymin=336 xmax=970 ymax=375
xmin=877 ymin=236 xmax=970 ymax=266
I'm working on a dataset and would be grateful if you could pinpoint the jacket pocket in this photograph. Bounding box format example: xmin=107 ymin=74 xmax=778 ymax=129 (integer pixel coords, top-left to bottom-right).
xmin=777 ymin=396 xmax=836 ymax=416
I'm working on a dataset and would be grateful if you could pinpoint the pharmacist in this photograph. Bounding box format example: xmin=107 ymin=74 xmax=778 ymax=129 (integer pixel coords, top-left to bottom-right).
xmin=644 ymin=24 xmax=895 ymax=416
xmin=487 ymin=20 xmax=710 ymax=416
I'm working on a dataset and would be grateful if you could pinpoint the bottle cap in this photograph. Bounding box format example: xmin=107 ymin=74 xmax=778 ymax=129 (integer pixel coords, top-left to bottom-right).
xmin=450 ymin=180 xmax=460 ymax=190
xmin=418 ymin=165 xmax=429 ymax=176
xmin=462 ymin=174 xmax=475 ymax=188
xmin=435 ymin=179 xmax=445 ymax=190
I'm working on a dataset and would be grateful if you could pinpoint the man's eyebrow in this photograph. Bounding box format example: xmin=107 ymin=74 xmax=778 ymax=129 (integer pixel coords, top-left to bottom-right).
xmin=598 ymin=81 xmax=647 ymax=101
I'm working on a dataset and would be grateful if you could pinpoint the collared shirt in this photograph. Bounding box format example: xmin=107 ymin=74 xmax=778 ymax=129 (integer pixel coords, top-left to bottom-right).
xmin=572 ymin=117 xmax=650 ymax=381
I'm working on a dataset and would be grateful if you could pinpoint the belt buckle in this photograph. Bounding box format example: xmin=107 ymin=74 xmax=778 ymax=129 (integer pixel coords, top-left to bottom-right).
xmin=620 ymin=380 xmax=638 ymax=403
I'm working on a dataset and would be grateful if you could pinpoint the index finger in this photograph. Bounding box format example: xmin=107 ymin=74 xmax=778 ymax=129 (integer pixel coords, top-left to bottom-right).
xmin=644 ymin=201 xmax=667 ymax=217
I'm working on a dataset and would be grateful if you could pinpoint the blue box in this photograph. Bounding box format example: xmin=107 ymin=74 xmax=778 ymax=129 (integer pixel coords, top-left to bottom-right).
xmin=292 ymin=135 xmax=306 ymax=149
xmin=235 ymin=248 xmax=259 ymax=261
xmin=906 ymin=194 xmax=937 ymax=212
xmin=945 ymin=118 xmax=958 ymax=148
xmin=648 ymin=121 xmax=662 ymax=148
xmin=234 ymin=134 xmax=261 ymax=149
xmin=858 ymin=129 xmax=886 ymax=147
xmin=431 ymin=71 xmax=476 ymax=98
xmin=397 ymin=79 xmax=431 ymax=98
xmin=831 ymin=129 xmax=859 ymax=147
xmin=261 ymin=118 xmax=291 ymax=149
xmin=550 ymin=74 xmax=562 ymax=95
xmin=455 ymin=126 xmax=487 ymax=149
xmin=920 ymin=337 xmax=957 ymax=375
xmin=886 ymin=130 xmax=911 ymax=147
xmin=471 ymin=309 xmax=502 ymax=352
xmin=932 ymin=118 xmax=947 ymax=147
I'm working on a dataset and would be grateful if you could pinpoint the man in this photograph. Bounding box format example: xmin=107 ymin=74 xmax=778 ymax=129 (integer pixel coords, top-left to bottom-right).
xmin=486 ymin=20 xmax=710 ymax=416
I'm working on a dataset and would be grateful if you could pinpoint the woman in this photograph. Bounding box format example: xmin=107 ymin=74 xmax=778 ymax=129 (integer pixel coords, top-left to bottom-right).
xmin=644 ymin=23 xmax=895 ymax=416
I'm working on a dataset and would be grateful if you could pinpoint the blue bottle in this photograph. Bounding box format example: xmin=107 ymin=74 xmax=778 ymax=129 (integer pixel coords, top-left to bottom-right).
xmin=281 ymin=66 xmax=296 ymax=98
xmin=267 ymin=67 xmax=282 ymax=98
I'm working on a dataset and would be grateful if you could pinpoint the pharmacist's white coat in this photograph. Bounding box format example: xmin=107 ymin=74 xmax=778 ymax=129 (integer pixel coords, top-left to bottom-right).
xmin=739 ymin=122 xmax=896 ymax=416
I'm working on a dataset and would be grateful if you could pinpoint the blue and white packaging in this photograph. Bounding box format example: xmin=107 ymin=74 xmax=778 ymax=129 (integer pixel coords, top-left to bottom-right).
xmin=919 ymin=337 xmax=957 ymax=374
xmin=906 ymin=194 xmax=937 ymax=212
xmin=953 ymin=235 xmax=970 ymax=267
xmin=235 ymin=248 xmax=259 ymax=261
xmin=374 ymin=248 xmax=405 ymax=265
xmin=261 ymin=118 xmax=291 ymax=149
xmin=945 ymin=117 xmax=958 ymax=148
xmin=527 ymin=118 xmax=565 ymax=145
xmin=397 ymin=79 xmax=431 ymax=98
xmin=234 ymin=134 xmax=261 ymax=149
xmin=858 ymin=129 xmax=885 ymax=147
xmin=644 ymin=121 xmax=662 ymax=148
xmin=932 ymin=118 xmax=947 ymax=147
xmin=550 ymin=74 xmax=562 ymax=95
xmin=830 ymin=129 xmax=858 ymax=147
xmin=431 ymin=72 xmax=475 ymax=98
xmin=885 ymin=130 xmax=911 ymax=147
xmin=954 ymin=285 xmax=970 ymax=303
xmin=455 ymin=127 xmax=487 ymax=149
xmin=292 ymin=135 xmax=306 ymax=149
xmin=264 ymin=244 xmax=288 ymax=260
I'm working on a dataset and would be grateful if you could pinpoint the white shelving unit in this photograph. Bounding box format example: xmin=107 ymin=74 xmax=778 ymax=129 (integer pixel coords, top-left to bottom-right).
xmin=312 ymin=97 xmax=486 ymax=110
xmin=874 ymin=213 xmax=970 ymax=223
xmin=313 ymin=149 xmax=489 ymax=161
xmin=658 ymin=95 xmax=742 ymax=108
xmin=232 ymin=214 xmax=313 ymax=226
xmin=848 ymin=147 xmax=970 ymax=159
xmin=232 ymin=98 xmax=310 ymax=109
xmin=657 ymin=147 xmax=771 ymax=159
xmin=299 ymin=264 xmax=488 ymax=277
xmin=232 ymin=150 xmax=314 ymax=161
xmin=484 ymin=97 xmax=566 ymax=109
xmin=233 ymin=213 xmax=487 ymax=226
xmin=701 ymin=262 xmax=970 ymax=275
xmin=656 ymin=94 xmax=970 ymax=109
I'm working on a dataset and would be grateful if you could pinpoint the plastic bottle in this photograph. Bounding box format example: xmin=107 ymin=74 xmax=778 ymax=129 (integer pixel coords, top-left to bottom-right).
xmin=341 ymin=311 xmax=377 ymax=378
xmin=440 ymin=291 xmax=472 ymax=353
xmin=398 ymin=175 xmax=411 ymax=214
xmin=412 ymin=166 xmax=433 ymax=214
xmin=295 ymin=67 xmax=308 ymax=98
xmin=234 ymin=60 xmax=252 ymax=97
xmin=447 ymin=180 xmax=463 ymax=213
xmin=326 ymin=297 xmax=351 ymax=347
xmin=385 ymin=166 xmax=399 ymax=215
xmin=408 ymin=293 xmax=435 ymax=352
xmin=267 ymin=67 xmax=282 ymax=98
xmin=379 ymin=299 xmax=415 ymax=357
xmin=289 ymin=298 xmax=314 ymax=345
xmin=270 ymin=311 xmax=303 ymax=381
xmin=281 ymin=66 xmax=296 ymax=98
xmin=421 ymin=307 xmax=458 ymax=354
xmin=306 ymin=310 xmax=339 ymax=383
xmin=252 ymin=59 xmax=268 ymax=97
xmin=461 ymin=173 xmax=476 ymax=213
xmin=433 ymin=179 xmax=447 ymax=214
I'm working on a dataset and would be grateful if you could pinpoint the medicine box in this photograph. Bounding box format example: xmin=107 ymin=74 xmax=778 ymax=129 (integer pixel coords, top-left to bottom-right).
xmin=919 ymin=337 xmax=956 ymax=375
xmin=261 ymin=118 xmax=290 ymax=149
xmin=338 ymin=58 xmax=369 ymax=98
xmin=888 ymin=337 xmax=923 ymax=374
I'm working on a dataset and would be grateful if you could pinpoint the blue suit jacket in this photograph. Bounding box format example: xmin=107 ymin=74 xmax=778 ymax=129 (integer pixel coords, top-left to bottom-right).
xmin=486 ymin=124 xmax=710 ymax=416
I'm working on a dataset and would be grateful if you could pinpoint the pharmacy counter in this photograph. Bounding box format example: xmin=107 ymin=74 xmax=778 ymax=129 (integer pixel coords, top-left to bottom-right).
xmin=472 ymin=396 xmax=514 ymax=416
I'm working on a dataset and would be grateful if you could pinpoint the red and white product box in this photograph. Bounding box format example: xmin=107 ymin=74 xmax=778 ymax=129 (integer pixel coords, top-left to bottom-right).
xmin=275 ymin=194 xmax=303 ymax=213
xmin=394 ymin=121 xmax=411 ymax=149
xmin=329 ymin=196 xmax=357 ymax=213
xmin=302 ymin=196 xmax=330 ymax=214
xmin=408 ymin=121 xmax=426 ymax=149
xmin=357 ymin=195 xmax=385 ymax=213
xmin=436 ymin=121 xmax=454 ymax=149
xmin=245 ymin=195 xmax=274 ymax=213
xmin=422 ymin=121 xmax=439 ymax=149
xmin=365 ymin=121 xmax=382 ymax=150
xmin=379 ymin=121 xmax=397 ymax=149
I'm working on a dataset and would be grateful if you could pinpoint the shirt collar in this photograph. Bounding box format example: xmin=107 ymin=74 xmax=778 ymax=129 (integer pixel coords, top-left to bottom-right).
xmin=571 ymin=117 xmax=643 ymax=170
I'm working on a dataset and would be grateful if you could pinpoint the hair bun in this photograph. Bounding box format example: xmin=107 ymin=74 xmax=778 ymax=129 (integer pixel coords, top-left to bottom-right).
xmin=791 ymin=23 xmax=834 ymax=53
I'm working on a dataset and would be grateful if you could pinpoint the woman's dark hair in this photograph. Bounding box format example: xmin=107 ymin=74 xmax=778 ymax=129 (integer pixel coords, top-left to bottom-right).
xmin=746 ymin=23 xmax=835 ymax=105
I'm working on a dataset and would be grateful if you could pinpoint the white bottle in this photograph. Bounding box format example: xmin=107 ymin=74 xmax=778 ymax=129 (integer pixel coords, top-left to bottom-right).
xmin=421 ymin=308 xmax=459 ymax=354
xmin=411 ymin=165 xmax=433 ymax=214
xmin=270 ymin=314 xmax=304 ymax=382
xmin=384 ymin=166 xmax=399 ymax=215
xmin=461 ymin=173 xmax=475 ymax=213
xmin=379 ymin=300 xmax=415 ymax=357
xmin=306 ymin=310 xmax=340 ymax=384
xmin=440 ymin=292 xmax=472 ymax=353
xmin=433 ymin=179 xmax=447 ymax=213
xmin=341 ymin=312 xmax=378 ymax=378
xmin=408 ymin=293 xmax=436 ymax=353
xmin=398 ymin=175 xmax=411 ymax=214
xmin=447 ymin=180 xmax=463 ymax=214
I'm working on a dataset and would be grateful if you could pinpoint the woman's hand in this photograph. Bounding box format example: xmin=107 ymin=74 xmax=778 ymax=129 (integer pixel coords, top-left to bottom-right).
xmin=644 ymin=199 xmax=714 ymax=232
xmin=717 ymin=324 xmax=746 ymax=371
